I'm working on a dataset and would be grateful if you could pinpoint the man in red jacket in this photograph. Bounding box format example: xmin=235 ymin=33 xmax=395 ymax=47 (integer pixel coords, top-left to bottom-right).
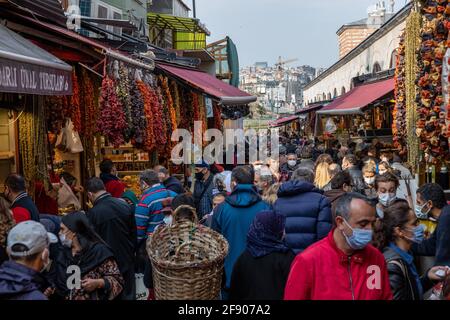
xmin=284 ymin=192 xmax=393 ymax=300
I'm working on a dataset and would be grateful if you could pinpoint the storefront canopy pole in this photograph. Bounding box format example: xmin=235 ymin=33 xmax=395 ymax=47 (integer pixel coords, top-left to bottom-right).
xmin=103 ymin=49 xmax=154 ymax=71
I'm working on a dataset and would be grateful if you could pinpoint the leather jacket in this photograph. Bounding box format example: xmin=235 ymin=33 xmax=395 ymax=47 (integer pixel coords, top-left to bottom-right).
xmin=383 ymin=246 xmax=433 ymax=300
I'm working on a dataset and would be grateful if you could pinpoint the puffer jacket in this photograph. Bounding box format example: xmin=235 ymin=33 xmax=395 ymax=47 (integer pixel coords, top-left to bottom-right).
xmin=0 ymin=261 xmax=47 ymax=300
xmin=273 ymin=180 xmax=332 ymax=253
xmin=211 ymin=184 xmax=269 ymax=289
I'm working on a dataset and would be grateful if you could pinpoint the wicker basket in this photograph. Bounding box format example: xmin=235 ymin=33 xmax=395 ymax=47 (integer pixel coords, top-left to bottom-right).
xmin=147 ymin=221 xmax=229 ymax=300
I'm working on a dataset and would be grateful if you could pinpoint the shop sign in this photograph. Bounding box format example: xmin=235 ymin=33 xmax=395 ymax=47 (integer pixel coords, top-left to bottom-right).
xmin=0 ymin=57 xmax=72 ymax=95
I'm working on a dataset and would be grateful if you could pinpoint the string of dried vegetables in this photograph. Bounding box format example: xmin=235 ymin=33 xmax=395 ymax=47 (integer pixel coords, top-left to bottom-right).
xmin=148 ymin=85 xmax=166 ymax=147
xmin=180 ymin=86 xmax=193 ymax=130
xmin=19 ymin=104 xmax=35 ymax=184
xmin=197 ymin=94 xmax=208 ymax=147
xmin=80 ymin=68 xmax=97 ymax=137
xmin=19 ymin=97 xmax=50 ymax=195
xmin=213 ymin=102 xmax=223 ymax=131
xmin=137 ymin=80 xmax=156 ymax=152
xmin=170 ymin=80 xmax=181 ymax=126
xmin=69 ymin=70 xmax=81 ymax=132
xmin=34 ymin=96 xmax=50 ymax=188
xmin=161 ymin=76 xmax=177 ymax=133
xmin=393 ymin=32 xmax=406 ymax=150
xmin=116 ymin=66 xmax=133 ymax=141
xmin=45 ymin=95 xmax=67 ymax=133
xmin=405 ymin=10 xmax=421 ymax=171
xmin=416 ymin=0 xmax=449 ymax=163
xmin=97 ymin=76 xmax=127 ymax=147
xmin=156 ymin=85 xmax=169 ymax=154
xmin=130 ymin=80 xmax=148 ymax=148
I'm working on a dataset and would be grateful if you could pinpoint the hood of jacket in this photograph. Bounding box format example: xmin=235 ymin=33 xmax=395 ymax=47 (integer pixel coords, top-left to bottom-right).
xmin=225 ymin=184 xmax=262 ymax=208
xmin=0 ymin=261 xmax=43 ymax=298
xmin=278 ymin=180 xmax=323 ymax=197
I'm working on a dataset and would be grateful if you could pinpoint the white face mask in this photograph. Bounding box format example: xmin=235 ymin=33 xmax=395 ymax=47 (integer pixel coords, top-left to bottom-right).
xmin=379 ymin=170 xmax=387 ymax=175
xmin=364 ymin=177 xmax=375 ymax=185
xmin=287 ymin=160 xmax=297 ymax=167
xmin=59 ymin=233 xmax=73 ymax=248
xmin=163 ymin=215 xmax=173 ymax=226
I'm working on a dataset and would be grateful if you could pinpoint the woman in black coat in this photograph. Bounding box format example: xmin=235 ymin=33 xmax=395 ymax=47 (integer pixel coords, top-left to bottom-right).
xmin=229 ymin=210 xmax=295 ymax=300
xmin=381 ymin=200 xmax=449 ymax=300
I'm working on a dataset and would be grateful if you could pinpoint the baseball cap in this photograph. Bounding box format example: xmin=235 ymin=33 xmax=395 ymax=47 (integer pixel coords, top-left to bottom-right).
xmin=7 ymin=221 xmax=58 ymax=257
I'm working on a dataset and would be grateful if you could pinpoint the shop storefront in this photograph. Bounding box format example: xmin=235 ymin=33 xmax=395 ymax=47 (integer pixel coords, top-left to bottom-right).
xmin=315 ymin=77 xmax=395 ymax=145
xmin=0 ymin=24 xmax=73 ymax=195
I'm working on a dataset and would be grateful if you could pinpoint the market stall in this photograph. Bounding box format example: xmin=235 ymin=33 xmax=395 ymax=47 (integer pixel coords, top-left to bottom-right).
xmin=392 ymin=0 xmax=449 ymax=190
xmin=296 ymin=102 xmax=325 ymax=138
xmin=0 ymin=24 xmax=72 ymax=196
xmin=315 ymin=77 xmax=395 ymax=145
xmin=268 ymin=115 xmax=300 ymax=135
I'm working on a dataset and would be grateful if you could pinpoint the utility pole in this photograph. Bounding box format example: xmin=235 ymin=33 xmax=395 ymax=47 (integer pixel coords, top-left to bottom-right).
xmin=193 ymin=0 xmax=197 ymax=18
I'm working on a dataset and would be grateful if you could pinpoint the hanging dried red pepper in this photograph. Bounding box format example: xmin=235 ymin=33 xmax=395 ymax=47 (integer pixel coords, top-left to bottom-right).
xmin=80 ymin=69 xmax=97 ymax=137
xmin=137 ymin=80 xmax=155 ymax=152
xmin=69 ymin=70 xmax=82 ymax=132
xmin=97 ymin=76 xmax=127 ymax=147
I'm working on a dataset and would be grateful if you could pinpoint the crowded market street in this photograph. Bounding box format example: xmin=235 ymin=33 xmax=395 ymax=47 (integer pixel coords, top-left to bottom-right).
xmin=0 ymin=0 xmax=449 ymax=307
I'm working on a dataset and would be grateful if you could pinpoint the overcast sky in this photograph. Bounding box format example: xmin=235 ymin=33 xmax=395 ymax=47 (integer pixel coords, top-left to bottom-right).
xmin=194 ymin=0 xmax=407 ymax=69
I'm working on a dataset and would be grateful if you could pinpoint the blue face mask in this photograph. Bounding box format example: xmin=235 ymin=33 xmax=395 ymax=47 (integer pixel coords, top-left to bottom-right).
xmin=405 ymin=224 xmax=425 ymax=244
xmin=342 ymin=219 xmax=373 ymax=250
xmin=414 ymin=202 xmax=431 ymax=220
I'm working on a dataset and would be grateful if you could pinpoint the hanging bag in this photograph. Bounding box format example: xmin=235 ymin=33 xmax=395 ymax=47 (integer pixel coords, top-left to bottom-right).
xmin=64 ymin=119 xmax=84 ymax=153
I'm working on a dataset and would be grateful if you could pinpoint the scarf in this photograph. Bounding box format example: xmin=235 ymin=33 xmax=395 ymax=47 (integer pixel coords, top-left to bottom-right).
xmin=247 ymin=210 xmax=290 ymax=258
xmin=54 ymin=212 xmax=113 ymax=296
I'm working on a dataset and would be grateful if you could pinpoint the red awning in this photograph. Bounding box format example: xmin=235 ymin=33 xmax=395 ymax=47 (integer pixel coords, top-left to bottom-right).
xmin=269 ymin=115 xmax=299 ymax=127
xmin=156 ymin=62 xmax=256 ymax=105
xmin=317 ymin=78 xmax=394 ymax=116
xmin=296 ymin=103 xmax=324 ymax=115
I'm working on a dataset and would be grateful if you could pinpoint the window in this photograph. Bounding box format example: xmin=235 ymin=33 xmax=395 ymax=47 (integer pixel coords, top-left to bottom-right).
xmin=333 ymin=88 xmax=338 ymax=98
xmin=389 ymin=50 xmax=397 ymax=69
xmin=113 ymin=11 xmax=122 ymax=37
xmin=341 ymin=87 xmax=346 ymax=95
xmin=91 ymin=0 xmax=123 ymax=39
xmin=97 ymin=4 xmax=107 ymax=31
xmin=372 ymin=62 xmax=381 ymax=73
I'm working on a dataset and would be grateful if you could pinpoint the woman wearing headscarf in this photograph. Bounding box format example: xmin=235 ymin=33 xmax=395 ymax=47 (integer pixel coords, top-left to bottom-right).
xmin=229 ymin=210 xmax=295 ymax=300
xmin=51 ymin=211 xmax=123 ymax=300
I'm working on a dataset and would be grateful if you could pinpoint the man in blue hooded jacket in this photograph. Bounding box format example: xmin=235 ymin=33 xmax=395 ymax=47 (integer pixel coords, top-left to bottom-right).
xmin=273 ymin=167 xmax=332 ymax=254
xmin=212 ymin=165 xmax=269 ymax=297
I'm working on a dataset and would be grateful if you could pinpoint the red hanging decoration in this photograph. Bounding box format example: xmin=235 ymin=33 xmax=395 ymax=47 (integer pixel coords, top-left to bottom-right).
xmin=137 ymin=80 xmax=155 ymax=152
xmin=97 ymin=76 xmax=127 ymax=147
xmin=69 ymin=70 xmax=82 ymax=132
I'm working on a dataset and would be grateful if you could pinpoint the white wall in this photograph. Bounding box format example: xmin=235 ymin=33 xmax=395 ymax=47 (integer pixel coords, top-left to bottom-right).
xmin=304 ymin=20 xmax=404 ymax=105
